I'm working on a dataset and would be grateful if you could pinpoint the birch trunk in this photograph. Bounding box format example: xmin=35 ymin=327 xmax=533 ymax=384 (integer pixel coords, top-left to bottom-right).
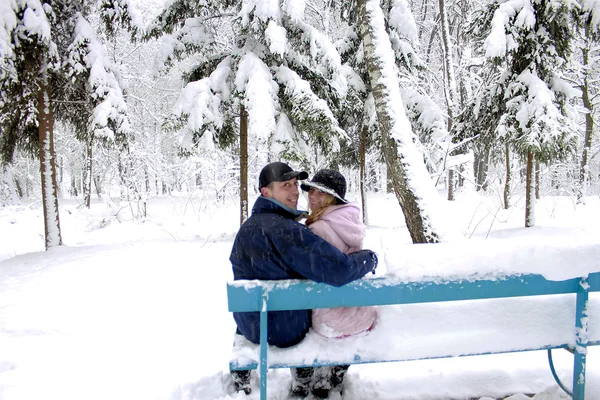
xmin=83 ymin=135 xmax=94 ymax=208
xmin=38 ymin=72 xmax=63 ymax=249
xmin=360 ymin=124 xmax=368 ymax=225
xmin=525 ymin=151 xmax=535 ymax=227
xmin=358 ymin=0 xmax=442 ymax=244
xmin=438 ymin=0 xmax=458 ymax=201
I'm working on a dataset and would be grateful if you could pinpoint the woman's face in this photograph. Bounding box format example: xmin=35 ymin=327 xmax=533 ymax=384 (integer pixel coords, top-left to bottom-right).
xmin=308 ymin=187 xmax=333 ymax=211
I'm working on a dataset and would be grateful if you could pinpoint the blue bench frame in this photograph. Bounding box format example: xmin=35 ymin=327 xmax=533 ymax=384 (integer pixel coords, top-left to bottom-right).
xmin=227 ymin=272 xmax=600 ymax=400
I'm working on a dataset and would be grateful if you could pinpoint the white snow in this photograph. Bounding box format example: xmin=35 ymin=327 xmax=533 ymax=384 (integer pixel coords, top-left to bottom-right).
xmin=282 ymin=0 xmax=305 ymax=23
xmin=65 ymin=13 xmax=131 ymax=139
xmin=1 ymin=190 xmax=599 ymax=400
xmin=265 ymin=20 xmax=287 ymax=56
xmin=0 ymin=0 xmax=18 ymax=62
xmin=174 ymin=57 xmax=233 ymax=141
xmin=583 ymin=0 xmax=600 ymax=29
xmin=21 ymin=0 xmax=52 ymax=42
xmin=235 ymin=52 xmax=278 ymax=141
xmin=388 ymin=0 xmax=418 ymax=44
xmin=484 ymin=0 xmax=535 ymax=58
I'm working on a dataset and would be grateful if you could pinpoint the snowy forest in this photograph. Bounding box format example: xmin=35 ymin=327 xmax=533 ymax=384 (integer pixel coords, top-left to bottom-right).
xmin=1 ymin=0 xmax=600 ymax=249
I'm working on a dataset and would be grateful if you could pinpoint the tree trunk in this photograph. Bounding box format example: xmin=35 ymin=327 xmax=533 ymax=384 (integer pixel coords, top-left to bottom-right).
xmin=439 ymin=0 xmax=458 ymax=201
xmin=447 ymin=168 xmax=456 ymax=200
xmin=386 ymin=140 xmax=393 ymax=193
xmin=118 ymin=157 xmax=127 ymax=200
xmin=83 ymin=135 xmax=94 ymax=208
xmin=38 ymin=75 xmax=63 ymax=249
xmin=474 ymin=144 xmax=491 ymax=191
xmin=93 ymin=175 xmax=102 ymax=199
xmin=534 ymin=160 xmax=540 ymax=200
xmin=71 ymin=174 xmax=78 ymax=197
xmin=359 ymin=0 xmax=441 ymax=244
xmin=360 ymin=124 xmax=368 ymax=225
xmin=240 ymin=104 xmax=249 ymax=225
xmin=57 ymin=154 xmax=63 ymax=198
xmin=14 ymin=177 xmax=24 ymax=199
xmin=503 ymin=142 xmax=511 ymax=209
xmin=525 ymin=151 xmax=535 ymax=228
xmin=579 ymin=33 xmax=594 ymax=202
xmin=144 ymin=166 xmax=150 ymax=193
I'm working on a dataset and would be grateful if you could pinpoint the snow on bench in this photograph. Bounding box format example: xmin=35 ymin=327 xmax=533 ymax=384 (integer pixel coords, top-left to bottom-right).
xmin=227 ymin=272 xmax=600 ymax=400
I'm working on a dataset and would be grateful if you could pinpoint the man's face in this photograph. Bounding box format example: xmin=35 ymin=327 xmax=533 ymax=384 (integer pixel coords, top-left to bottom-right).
xmin=263 ymin=178 xmax=300 ymax=209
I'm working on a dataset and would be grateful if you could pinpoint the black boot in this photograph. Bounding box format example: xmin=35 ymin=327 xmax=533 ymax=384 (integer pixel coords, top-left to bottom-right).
xmin=330 ymin=365 xmax=349 ymax=394
xmin=311 ymin=367 xmax=332 ymax=399
xmin=231 ymin=369 xmax=252 ymax=395
xmin=291 ymin=367 xmax=314 ymax=397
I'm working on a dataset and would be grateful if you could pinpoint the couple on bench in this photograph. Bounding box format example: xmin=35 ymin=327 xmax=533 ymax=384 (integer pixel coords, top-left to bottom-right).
xmin=230 ymin=162 xmax=379 ymax=398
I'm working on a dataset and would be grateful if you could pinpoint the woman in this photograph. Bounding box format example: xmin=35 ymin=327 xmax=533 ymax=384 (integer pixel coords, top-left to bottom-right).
xmin=301 ymin=169 xmax=378 ymax=399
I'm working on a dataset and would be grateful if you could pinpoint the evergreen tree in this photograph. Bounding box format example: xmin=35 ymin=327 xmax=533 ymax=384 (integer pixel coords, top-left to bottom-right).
xmin=0 ymin=1 xmax=130 ymax=248
xmin=471 ymin=0 xmax=580 ymax=227
xmin=144 ymin=0 xmax=352 ymax=223
xmin=576 ymin=0 xmax=600 ymax=201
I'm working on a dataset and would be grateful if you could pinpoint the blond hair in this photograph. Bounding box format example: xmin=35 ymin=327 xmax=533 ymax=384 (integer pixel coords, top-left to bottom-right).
xmin=306 ymin=194 xmax=337 ymax=226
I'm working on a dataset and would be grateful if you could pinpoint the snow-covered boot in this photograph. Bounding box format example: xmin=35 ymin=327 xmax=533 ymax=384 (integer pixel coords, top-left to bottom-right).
xmin=330 ymin=365 xmax=349 ymax=394
xmin=231 ymin=369 xmax=252 ymax=395
xmin=291 ymin=367 xmax=314 ymax=397
xmin=311 ymin=367 xmax=332 ymax=399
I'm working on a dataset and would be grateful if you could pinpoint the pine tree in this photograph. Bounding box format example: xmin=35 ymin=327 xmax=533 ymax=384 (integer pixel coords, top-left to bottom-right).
xmin=576 ymin=1 xmax=600 ymax=201
xmin=144 ymin=0 xmax=352 ymax=224
xmin=471 ymin=0 xmax=580 ymax=227
xmin=0 ymin=1 xmax=130 ymax=248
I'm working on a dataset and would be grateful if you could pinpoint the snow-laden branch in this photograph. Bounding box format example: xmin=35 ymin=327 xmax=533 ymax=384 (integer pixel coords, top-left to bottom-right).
xmin=582 ymin=0 xmax=600 ymax=32
xmin=65 ymin=13 xmax=130 ymax=140
xmin=235 ymin=52 xmax=278 ymax=141
xmin=174 ymin=57 xmax=232 ymax=144
xmin=484 ymin=0 xmax=535 ymax=58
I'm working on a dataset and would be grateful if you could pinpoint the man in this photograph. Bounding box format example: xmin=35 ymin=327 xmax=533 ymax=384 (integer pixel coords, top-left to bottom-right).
xmin=230 ymin=161 xmax=378 ymax=397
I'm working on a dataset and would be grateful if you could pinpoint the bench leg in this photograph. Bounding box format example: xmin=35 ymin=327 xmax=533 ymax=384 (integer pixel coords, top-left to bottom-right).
xmin=260 ymin=292 xmax=268 ymax=400
xmin=572 ymin=278 xmax=589 ymax=400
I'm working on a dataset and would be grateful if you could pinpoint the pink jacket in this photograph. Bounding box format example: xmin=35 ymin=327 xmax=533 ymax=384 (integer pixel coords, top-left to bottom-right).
xmin=308 ymin=203 xmax=378 ymax=339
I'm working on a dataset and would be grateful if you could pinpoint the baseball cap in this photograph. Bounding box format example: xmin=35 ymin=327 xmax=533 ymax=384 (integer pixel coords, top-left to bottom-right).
xmin=258 ymin=162 xmax=308 ymax=189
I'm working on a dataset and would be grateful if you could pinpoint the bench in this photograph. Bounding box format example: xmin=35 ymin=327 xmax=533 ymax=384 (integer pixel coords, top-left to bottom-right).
xmin=227 ymin=272 xmax=600 ymax=400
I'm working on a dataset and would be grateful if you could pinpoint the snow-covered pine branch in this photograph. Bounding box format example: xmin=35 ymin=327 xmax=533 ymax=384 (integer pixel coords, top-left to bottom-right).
xmin=0 ymin=0 xmax=57 ymax=160
xmin=275 ymin=65 xmax=347 ymax=152
xmin=235 ymin=52 xmax=278 ymax=141
xmin=387 ymin=0 xmax=425 ymax=74
xmin=500 ymin=69 xmax=578 ymax=161
xmin=153 ymin=17 xmax=217 ymax=74
xmin=99 ymin=0 xmax=144 ymax=38
xmin=65 ymin=13 xmax=130 ymax=141
xmin=175 ymin=57 xmax=232 ymax=148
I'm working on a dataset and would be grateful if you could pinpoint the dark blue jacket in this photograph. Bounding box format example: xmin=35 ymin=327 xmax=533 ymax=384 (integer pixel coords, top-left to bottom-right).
xmin=230 ymin=196 xmax=376 ymax=348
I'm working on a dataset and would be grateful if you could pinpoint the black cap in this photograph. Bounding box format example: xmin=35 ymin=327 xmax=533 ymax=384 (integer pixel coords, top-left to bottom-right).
xmin=300 ymin=169 xmax=348 ymax=204
xmin=258 ymin=162 xmax=308 ymax=190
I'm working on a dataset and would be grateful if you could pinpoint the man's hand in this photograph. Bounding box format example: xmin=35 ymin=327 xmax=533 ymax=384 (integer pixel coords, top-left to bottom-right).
xmin=366 ymin=250 xmax=378 ymax=274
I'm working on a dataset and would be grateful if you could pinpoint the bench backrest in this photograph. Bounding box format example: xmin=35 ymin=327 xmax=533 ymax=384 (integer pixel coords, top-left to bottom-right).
xmin=227 ymin=272 xmax=600 ymax=312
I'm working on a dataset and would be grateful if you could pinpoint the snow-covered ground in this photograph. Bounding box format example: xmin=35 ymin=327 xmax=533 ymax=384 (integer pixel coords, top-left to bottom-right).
xmin=1 ymin=190 xmax=599 ymax=400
